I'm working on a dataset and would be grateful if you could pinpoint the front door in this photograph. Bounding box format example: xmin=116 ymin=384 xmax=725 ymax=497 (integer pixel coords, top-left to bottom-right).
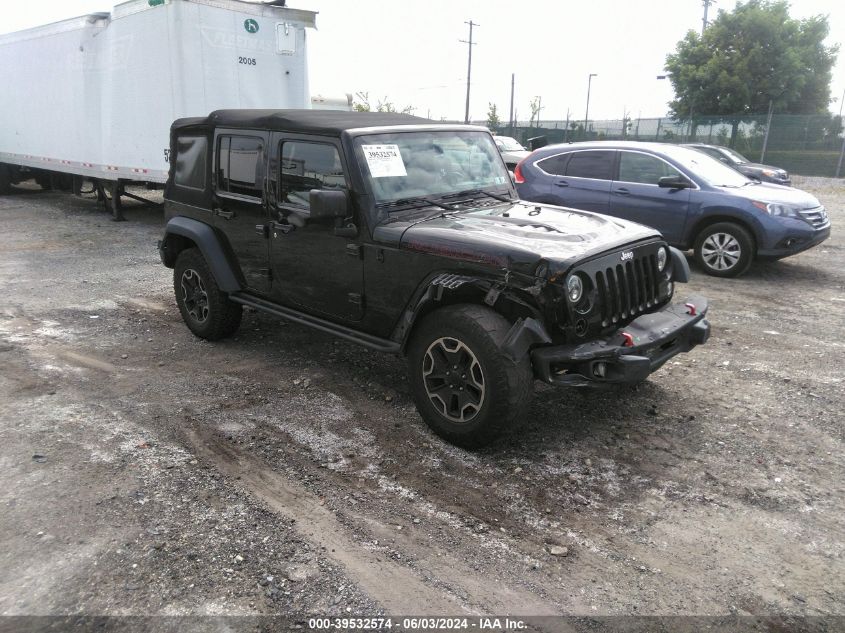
xmin=212 ymin=130 xmax=271 ymax=294
xmin=609 ymin=150 xmax=691 ymax=244
xmin=268 ymin=135 xmax=364 ymax=321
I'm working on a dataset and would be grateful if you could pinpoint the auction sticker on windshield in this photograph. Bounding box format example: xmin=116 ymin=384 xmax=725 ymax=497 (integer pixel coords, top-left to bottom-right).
xmin=362 ymin=144 xmax=407 ymax=178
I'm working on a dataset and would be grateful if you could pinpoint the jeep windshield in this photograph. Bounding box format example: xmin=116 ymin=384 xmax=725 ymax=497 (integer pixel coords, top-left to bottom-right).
xmin=354 ymin=131 xmax=513 ymax=210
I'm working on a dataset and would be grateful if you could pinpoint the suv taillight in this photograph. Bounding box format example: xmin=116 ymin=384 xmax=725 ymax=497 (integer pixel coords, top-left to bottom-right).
xmin=513 ymin=159 xmax=526 ymax=184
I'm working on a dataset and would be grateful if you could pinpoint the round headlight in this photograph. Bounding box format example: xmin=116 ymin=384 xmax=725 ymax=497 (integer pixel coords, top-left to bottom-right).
xmin=567 ymin=275 xmax=583 ymax=303
xmin=657 ymin=247 xmax=667 ymax=272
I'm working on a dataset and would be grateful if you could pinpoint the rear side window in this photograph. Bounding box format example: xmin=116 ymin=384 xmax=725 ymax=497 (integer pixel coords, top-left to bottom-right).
xmin=280 ymin=141 xmax=346 ymax=208
xmin=565 ymin=151 xmax=614 ymax=180
xmin=536 ymin=153 xmax=569 ymax=176
xmin=173 ymin=136 xmax=207 ymax=190
xmin=217 ymin=135 xmax=264 ymax=199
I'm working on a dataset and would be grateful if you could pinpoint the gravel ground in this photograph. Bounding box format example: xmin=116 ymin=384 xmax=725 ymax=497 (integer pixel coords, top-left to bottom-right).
xmin=0 ymin=177 xmax=843 ymax=629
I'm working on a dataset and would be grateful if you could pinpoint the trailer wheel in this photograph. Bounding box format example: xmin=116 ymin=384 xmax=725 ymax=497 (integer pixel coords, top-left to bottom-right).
xmin=0 ymin=164 xmax=10 ymax=195
xmin=35 ymin=171 xmax=53 ymax=191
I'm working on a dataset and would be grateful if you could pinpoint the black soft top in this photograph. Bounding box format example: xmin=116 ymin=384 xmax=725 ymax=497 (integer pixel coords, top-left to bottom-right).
xmin=171 ymin=109 xmax=434 ymax=136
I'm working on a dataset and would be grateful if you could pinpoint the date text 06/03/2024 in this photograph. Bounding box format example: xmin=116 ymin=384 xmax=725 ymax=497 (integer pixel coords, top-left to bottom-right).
xmin=307 ymin=616 xmax=527 ymax=630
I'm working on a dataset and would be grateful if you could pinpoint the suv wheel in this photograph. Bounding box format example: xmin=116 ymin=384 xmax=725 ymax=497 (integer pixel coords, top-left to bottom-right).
xmin=694 ymin=222 xmax=754 ymax=278
xmin=173 ymin=248 xmax=242 ymax=340
xmin=407 ymin=304 xmax=533 ymax=449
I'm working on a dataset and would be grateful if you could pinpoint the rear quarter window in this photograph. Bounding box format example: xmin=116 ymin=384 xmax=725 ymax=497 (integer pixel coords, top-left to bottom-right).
xmin=174 ymin=136 xmax=208 ymax=190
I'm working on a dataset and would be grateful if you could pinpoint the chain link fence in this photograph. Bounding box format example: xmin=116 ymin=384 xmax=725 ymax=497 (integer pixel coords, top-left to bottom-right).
xmin=483 ymin=114 xmax=845 ymax=178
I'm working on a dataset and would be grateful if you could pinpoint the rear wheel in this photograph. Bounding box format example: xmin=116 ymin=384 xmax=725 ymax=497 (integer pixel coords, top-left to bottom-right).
xmin=694 ymin=222 xmax=754 ymax=277
xmin=406 ymin=304 xmax=533 ymax=449
xmin=173 ymin=248 xmax=242 ymax=340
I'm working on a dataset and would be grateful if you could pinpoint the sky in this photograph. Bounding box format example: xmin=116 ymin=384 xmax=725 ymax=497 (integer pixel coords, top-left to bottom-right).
xmin=2 ymin=0 xmax=843 ymax=122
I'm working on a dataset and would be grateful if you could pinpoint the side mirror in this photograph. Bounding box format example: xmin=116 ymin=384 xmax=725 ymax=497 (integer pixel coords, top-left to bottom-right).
xmin=658 ymin=175 xmax=693 ymax=189
xmin=309 ymin=189 xmax=348 ymax=221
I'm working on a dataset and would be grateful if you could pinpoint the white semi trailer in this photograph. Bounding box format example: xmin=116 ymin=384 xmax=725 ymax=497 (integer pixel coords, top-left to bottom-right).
xmin=0 ymin=0 xmax=316 ymax=219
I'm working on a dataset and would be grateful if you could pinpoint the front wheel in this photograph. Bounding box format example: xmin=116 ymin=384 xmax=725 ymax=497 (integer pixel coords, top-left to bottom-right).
xmin=173 ymin=248 xmax=242 ymax=340
xmin=406 ymin=304 xmax=533 ymax=449
xmin=694 ymin=222 xmax=754 ymax=277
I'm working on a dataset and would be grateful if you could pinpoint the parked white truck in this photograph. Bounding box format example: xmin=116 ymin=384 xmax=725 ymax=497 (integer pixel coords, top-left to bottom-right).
xmin=0 ymin=0 xmax=316 ymax=219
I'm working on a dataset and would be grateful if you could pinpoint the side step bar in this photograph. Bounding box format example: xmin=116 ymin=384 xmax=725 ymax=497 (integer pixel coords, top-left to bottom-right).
xmin=229 ymin=293 xmax=401 ymax=354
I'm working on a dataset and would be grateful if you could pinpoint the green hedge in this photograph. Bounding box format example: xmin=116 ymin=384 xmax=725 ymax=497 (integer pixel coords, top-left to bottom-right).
xmin=760 ymin=150 xmax=843 ymax=178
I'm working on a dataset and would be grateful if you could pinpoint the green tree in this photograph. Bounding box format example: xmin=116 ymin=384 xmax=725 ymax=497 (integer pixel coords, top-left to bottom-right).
xmin=353 ymin=92 xmax=415 ymax=114
xmin=528 ymin=97 xmax=541 ymax=128
xmin=664 ymin=0 xmax=838 ymax=145
xmin=486 ymin=103 xmax=501 ymax=130
xmin=352 ymin=91 xmax=371 ymax=112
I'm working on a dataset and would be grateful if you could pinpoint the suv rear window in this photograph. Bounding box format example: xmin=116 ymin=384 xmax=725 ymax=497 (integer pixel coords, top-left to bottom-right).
xmin=565 ymin=151 xmax=614 ymax=180
xmin=173 ymin=136 xmax=207 ymax=190
xmin=217 ymin=135 xmax=264 ymax=199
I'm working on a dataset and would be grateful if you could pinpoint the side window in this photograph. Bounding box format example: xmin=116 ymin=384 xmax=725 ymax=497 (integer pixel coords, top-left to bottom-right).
xmin=217 ymin=135 xmax=264 ymax=199
xmin=618 ymin=152 xmax=681 ymax=185
xmin=536 ymin=153 xmax=570 ymax=176
xmin=565 ymin=151 xmax=614 ymax=180
xmin=280 ymin=141 xmax=346 ymax=208
xmin=174 ymin=136 xmax=207 ymax=189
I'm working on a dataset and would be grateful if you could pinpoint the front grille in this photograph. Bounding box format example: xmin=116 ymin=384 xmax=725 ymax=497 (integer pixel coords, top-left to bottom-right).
xmin=593 ymin=253 xmax=661 ymax=327
xmin=799 ymin=206 xmax=830 ymax=229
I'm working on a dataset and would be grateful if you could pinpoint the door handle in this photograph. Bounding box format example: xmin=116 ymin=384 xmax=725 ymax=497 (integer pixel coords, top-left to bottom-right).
xmin=554 ymin=181 xmax=569 ymax=188
xmin=614 ymin=187 xmax=630 ymax=195
xmin=214 ymin=208 xmax=236 ymax=219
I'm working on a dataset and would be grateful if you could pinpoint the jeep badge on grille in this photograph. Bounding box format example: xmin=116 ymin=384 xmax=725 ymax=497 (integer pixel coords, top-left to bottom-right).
xmin=621 ymin=251 xmax=634 ymax=261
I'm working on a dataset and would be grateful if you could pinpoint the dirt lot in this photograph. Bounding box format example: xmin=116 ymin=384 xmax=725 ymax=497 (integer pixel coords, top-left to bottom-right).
xmin=0 ymin=177 xmax=843 ymax=629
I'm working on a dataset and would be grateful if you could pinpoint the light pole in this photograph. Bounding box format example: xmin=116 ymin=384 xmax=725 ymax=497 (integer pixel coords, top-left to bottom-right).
xmin=657 ymin=73 xmax=696 ymax=141
xmin=584 ymin=73 xmax=597 ymax=140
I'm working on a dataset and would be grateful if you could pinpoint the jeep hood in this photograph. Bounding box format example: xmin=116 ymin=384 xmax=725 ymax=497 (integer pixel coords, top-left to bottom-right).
xmin=374 ymin=201 xmax=660 ymax=277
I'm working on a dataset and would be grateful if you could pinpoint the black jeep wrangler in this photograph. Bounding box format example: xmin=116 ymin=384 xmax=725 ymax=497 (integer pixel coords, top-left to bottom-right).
xmin=159 ymin=110 xmax=710 ymax=448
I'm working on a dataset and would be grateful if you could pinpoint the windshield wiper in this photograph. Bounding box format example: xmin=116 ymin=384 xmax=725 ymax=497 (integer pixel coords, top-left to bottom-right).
xmin=376 ymin=196 xmax=456 ymax=211
xmin=441 ymin=188 xmax=512 ymax=203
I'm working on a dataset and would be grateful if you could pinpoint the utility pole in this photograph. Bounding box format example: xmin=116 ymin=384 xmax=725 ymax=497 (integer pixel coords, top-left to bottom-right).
xmin=461 ymin=20 xmax=478 ymax=124
xmin=702 ymin=0 xmax=714 ymax=36
xmin=584 ymin=73 xmax=597 ymax=140
xmin=509 ymin=73 xmax=515 ymax=133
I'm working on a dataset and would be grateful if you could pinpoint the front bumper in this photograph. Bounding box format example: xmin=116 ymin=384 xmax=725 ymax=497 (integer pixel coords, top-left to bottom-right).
xmin=531 ymin=295 xmax=710 ymax=387
xmin=757 ymin=225 xmax=830 ymax=260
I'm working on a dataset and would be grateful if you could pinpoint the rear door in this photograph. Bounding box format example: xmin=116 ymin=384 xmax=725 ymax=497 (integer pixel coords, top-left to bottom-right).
xmin=212 ymin=130 xmax=271 ymax=294
xmin=536 ymin=149 xmax=614 ymax=213
xmin=609 ymin=150 xmax=691 ymax=244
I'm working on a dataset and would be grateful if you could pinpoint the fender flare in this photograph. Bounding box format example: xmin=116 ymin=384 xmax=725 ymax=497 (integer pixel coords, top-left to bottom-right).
xmin=160 ymin=216 xmax=242 ymax=292
xmin=669 ymin=246 xmax=690 ymax=283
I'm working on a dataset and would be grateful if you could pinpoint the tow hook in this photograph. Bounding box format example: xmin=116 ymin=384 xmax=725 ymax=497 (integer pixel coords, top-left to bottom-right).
xmin=685 ymin=302 xmax=697 ymax=316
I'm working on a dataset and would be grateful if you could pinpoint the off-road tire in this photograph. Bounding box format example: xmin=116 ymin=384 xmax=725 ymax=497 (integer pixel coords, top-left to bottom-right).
xmin=0 ymin=163 xmax=11 ymax=195
xmin=694 ymin=221 xmax=754 ymax=278
xmin=406 ymin=304 xmax=533 ymax=449
xmin=173 ymin=248 xmax=242 ymax=340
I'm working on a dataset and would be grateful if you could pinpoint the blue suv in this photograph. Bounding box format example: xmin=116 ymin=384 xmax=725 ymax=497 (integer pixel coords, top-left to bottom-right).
xmin=514 ymin=141 xmax=830 ymax=277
